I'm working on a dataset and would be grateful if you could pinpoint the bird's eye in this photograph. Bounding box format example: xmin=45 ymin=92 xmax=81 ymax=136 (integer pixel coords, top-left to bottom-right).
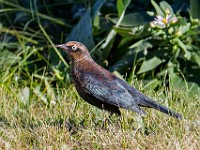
xmin=71 ymin=45 xmax=77 ymax=50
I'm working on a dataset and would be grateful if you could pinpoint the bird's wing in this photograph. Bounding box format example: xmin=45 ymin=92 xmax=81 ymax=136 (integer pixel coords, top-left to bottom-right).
xmin=115 ymin=77 xmax=182 ymax=118
xmin=81 ymin=73 xmax=145 ymax=115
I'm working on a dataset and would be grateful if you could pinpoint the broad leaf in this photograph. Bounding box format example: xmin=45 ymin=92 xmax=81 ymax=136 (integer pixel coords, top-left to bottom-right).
xmin=160 ymin=1 xmax=174 ymax=15
xmin=138 ymin=57 xmax=162 ymax=74
xmin=109 ymin=40 xmax=152 ymax=72
xmin=175 ymin=38 xmax=191 ymax=60
xmin=192 ymin=52 xmax=200 ymax=67
xmin=143 ymin=79 xmax=162 ymax=90
xmin=117 ymin=0 xmax=131 ymax=17
xmin=190 ymin=0 xmax=200 ymax=19
xmin=109 ymin=12 xmax=152 ymax=27
xmin=151 ymin=0 xmax=164 ymax=17
xmin=101 ymin=0 xmax=131 ymax=59
xmin=114 ymin=25 xmax=151 ymax=39
xmin=66 ymin=8 xmax=95 ymax=51
xmin=92 ymin=0 xmax=106 ymax=19
xmin=92 ymin=0 xmax=106 ymax=27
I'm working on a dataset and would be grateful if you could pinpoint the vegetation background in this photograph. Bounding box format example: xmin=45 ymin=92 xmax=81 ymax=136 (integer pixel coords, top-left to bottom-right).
xmin=0 ymin=0 xmax=199 ymax=149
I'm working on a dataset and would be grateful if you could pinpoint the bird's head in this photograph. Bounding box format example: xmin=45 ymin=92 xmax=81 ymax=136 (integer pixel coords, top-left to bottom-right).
xmin=55 ymin=41 xmax=91 ymax=62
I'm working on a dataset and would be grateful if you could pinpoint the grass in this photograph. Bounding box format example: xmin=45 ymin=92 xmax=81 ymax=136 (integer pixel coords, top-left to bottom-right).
xmin=0 ymin=81 xmax=199 ymax=149
xmin=0 ymin=1 xmax=199 ymax=149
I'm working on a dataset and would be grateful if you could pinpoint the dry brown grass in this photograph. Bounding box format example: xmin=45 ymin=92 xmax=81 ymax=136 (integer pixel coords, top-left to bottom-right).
xmin=0 ymin=85 xmax=199 ymax=149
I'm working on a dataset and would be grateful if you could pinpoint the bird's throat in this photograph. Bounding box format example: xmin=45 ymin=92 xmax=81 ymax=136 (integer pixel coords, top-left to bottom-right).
xmin=72 ymin=55 xmax=93 ymax=65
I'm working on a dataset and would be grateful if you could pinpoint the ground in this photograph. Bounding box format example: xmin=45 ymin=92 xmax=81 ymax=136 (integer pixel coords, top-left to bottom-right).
xmin=0 ymin=84 xmax=199 ymax=149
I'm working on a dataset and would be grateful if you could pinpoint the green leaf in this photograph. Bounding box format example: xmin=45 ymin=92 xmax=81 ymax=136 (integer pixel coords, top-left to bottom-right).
xmin=92 ymin=0 xmax=106 ymax=27
xmin=66 ymin=8 xmax=95 ymax=51
xmin=114 ymin=25 xmax=151 ymax=39
xmin=190 ymin=0 xmax=200 ymax=19
xmin=169 ymin=72 xmax=184 ymax=88
xmin=160 ymin=1 xmax=174 ymax=15
xmin=178 ymin=23 xmax=191 ymax=35
xmin=151 ymin=0 xmax=164 ymax=17
xmin=167 ymin=62 xmax=184 ymax=88
xmin=109 ymin=40 xmax=152 ymax=72
xmin=117 ymin=0 xmax=124 ymax=17
xmin=129 ymin=40 xmax=153 ymax=52
xmin=167 ymin=64 xmax=200 ymax=97
xmin=108 ymin=12 xmax=152 ymax=27
xmin=0 ymin=47 xmax=21 ymax=70
xmin=138 ymin=57 xmax=162 ymax=74
xmin=101 ymin=30 xmax=116 ymax=59
xmin=187 ymin=82 xmax=200 ymax=97
xmin=143 ymin=79 xmax=162 ymax=90
xmin=92 ymin=0 xmax=106 ymax=19
xmin=117 ymin=0 xmax=131 ymax=17
xmin=146 ymin=11 xmax=155 ymax=16
xmin=175 ymin=38 xmax=191 ymax=60
xmin=192 ymin=52 xmax=200 ymax=67
xmin=109 ymin=50 xmax=140 ymax=72
xmin=101 ymin=0 xmax=130 ymax=60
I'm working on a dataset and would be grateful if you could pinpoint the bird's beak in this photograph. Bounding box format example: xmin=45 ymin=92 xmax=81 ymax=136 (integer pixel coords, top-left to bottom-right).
xmin=55 ymin=44 xmax=66 ymax=49
xmin=55 ymin=44 xmax=69 ymax=52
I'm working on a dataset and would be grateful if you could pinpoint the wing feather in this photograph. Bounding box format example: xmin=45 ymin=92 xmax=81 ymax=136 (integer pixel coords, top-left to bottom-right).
xmin=81 ymin=73 xmax=145 ymax=114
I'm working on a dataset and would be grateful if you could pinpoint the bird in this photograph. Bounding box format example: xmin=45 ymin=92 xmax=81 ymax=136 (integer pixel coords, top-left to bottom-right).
xmin=55 ymin=41 xmax=182 ymax=119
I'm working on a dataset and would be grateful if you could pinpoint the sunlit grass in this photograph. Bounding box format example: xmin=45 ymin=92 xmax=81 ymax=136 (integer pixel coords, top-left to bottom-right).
xmin=0 ymin=81 xmax=199 ymax=149
xmin=0 ymin=0 xmax=199 ymax=149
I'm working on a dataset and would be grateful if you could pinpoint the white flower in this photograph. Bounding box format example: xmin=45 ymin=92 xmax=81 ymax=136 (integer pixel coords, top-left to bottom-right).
xmin=150 ymin=14 xmax=177 ymax=28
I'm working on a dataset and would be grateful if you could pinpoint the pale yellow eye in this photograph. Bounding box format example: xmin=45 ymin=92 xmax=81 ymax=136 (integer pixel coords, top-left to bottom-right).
xmin=72 ymin=45 xmax=77 ymax=50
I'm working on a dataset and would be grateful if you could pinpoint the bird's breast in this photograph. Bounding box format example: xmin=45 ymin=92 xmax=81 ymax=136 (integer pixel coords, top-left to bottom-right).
xmin=71 ymin=60 xmax=115 ymax=90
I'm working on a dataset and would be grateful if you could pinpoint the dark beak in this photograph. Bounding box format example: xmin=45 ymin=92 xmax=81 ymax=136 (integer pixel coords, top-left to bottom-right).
xmin=55 ymin=44 xmax=68 ymax=50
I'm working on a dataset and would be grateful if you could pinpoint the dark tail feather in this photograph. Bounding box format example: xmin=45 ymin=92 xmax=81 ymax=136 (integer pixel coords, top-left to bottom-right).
xmin=140 ymin=98 xmax=182 ymax=119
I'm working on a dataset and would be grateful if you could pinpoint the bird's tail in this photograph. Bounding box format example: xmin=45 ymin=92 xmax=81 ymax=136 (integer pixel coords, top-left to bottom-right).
xmin=141 ymin=98 xmax=182 ymax=119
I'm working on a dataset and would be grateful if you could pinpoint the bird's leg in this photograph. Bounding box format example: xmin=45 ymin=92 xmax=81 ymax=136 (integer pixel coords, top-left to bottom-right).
xmin=101 ymin=104 xmax=108 ymax=129
xmin=101 ymin=114 xmax=112 ymax=129
xmin=101 ymin=105 xmax=113 ymax=129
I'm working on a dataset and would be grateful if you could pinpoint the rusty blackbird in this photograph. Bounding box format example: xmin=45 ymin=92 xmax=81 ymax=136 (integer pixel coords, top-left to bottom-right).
xmin=56 ymin=41 xmax=182 ymax=119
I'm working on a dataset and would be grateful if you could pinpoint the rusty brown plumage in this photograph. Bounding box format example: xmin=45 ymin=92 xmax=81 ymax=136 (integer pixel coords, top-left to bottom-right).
xmin=56 ymin=41 xmax=182 ymax=119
